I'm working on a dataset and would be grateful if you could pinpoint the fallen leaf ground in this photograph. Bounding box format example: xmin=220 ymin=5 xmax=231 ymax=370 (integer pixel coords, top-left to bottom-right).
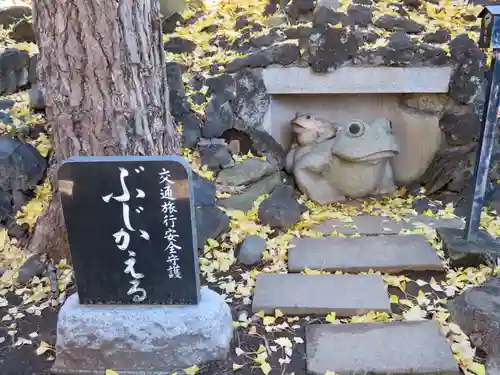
xmin=1 ymin=1 xmax=500 ymax=375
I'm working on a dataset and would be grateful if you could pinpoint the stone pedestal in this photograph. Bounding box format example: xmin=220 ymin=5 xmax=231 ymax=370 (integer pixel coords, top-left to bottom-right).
xmin=51 ymin=287 xmax=233 ymax=375
xmin=436 ymin=227 xmax=500 ymax=268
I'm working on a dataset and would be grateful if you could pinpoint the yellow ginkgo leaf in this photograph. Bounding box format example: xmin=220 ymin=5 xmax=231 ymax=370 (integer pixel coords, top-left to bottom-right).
xmin=184 ymin=365 xmax=199 ymax=375
xmin=105 ymin=370 xmax=120 ymax=375
xmin=260 ymin=362 xmax=271 ymax=375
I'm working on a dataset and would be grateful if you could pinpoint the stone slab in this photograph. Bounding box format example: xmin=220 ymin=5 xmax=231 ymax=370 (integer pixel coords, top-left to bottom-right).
xmin=306 ymin=320 xmax=459 ymax=375
xmin=51 ymin=288 xmax=233 ymax=375
xmin=288 ymin=234 xmax=444 ymax=273
xmin=263 ymin=66 xmax=452 ymax=94
xmin=313 ymin=214 xmax=464 ymax=236
xmin=251 ymin=274 xmax=390 ymax=316
xmin=436 ymin=227 xmax=500 ymax=268
xmin=448 ymin=276 xmax=500 ymax=356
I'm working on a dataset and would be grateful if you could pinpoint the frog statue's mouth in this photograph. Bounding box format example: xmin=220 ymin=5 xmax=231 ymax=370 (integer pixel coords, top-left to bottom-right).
xmin=354 ymin=150 xmax=398 ymax=163
xmin=335 ymin=149 xmax=399 ymax=164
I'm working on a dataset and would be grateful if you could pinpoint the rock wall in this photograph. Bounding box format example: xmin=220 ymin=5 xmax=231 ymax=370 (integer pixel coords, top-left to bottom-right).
xmin=164 ymin=0 xmax=489 ymax=204
xmin=0 ymin=0 xmax=493 ymax=208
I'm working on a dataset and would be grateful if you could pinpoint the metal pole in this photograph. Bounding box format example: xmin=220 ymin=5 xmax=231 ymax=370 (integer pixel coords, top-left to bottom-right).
xmin=464 ymin=51 xmax=500 ymax=242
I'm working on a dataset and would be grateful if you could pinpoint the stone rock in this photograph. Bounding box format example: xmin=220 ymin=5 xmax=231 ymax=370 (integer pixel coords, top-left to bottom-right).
xmin=0 ymin=111 xmax=13 ymax=126
xmin=11 ymin=18 xmax=35 ymax=43
xmin=28 ymin=54 xmax=37 ymax=85
xmin=18 ymin=254 xmax=45 ymax=285
xmin=165 ymin=62 xmax=185 ymax=95
xmin=224 ymin=41 xmax=299 ymax=73
xmin=346 ymin=4 xmax=372 ymax=27
xmin=284 ymin=25 xmax=315 ymax=40
xmin=217 ymin=157 xmax=276 ymax=186
xmin=313 ymin=7 xmax=348 ymax=28
xmin=192 ymin=174 xmax=216 ymax=207
xmin=206 ymin=74 xmax=236 ymax=101
xmin=449 ymin=277 xmax=500 ymax=356
xmin=180 ymin=113 xmax=202 ymax=148
xmin=159 ymin=0 xmax=187 ymax=18
xmin=423 ymin=28 xmax=451 ymax=44
xmin=374 ymin=15 xmax=424 ymax=33
xmin=449 ymin=34 xmax=486 ymax=105
xmin=224 ymin=52 xmax=272 ymax=73
xmin=388 ymin=31 xmax=414 ymax=50
xmin=163 ymin=37 xmax=196 ymax=54
xmin=392 ymin=105 xmax=443 ymax=185
xmin=264 ymin=0 xmax=280 ymax=16
xmin=203 ymin=95 xmax=234 ymax=138
xmin=402 ymin=94 xmax=449 ymax=114
xmin=245 ymin=128 xmax=286 ymax=169
xmin=0 ymin=5 xmax=30 ymax=28
xmin=402 ymin=0 xmax=422 ymax=8
xmin=29 ymin=83 xmax=45 ymax=111
xmin=0 ymin=99 xmax=15 ymax=110
xmin=307 ymin=27 xmax=358 ymax=72
xmin=7 ymin=221 xmax=28 ymax=240
xmin=238 ymin=235 xmax=267 ymax=265
xmin=250 ymin=31 xmax=284 ymax=48
xmin=0 ymin=136 xmax=47 ymax=192
xmin=0 ymin=48 xmax=30 ymax=95
xmin=353 ymin=30 xmax=379 ymax=45
xmin=188 ymin=74 xmax=205 ymax=92
xmin=189 ymin=92 xmax=205 ymax=106
xmin=233 ymin=69 xmax=270 ymax=130
xmin=439 ymin=112 xmax=481 ymax=146
xmin=0 ymin=190 xmax=12 ymax=223
xmin=288 ymin=0 xmax=315 ymax=14
xmin=195 ymin=205 xmax=230 ymax=250
xmin=199 ymin=144 xmax=232 ymax=171
xmin=218 ymin=171 xmax=283 ymax=212
xmin=486 ymin=355 xmax=500 ymax=375
xmin=258 ymin=185 xmax=304 ymax=230
xmin=162 ymin=12 xmax=184 ymax=34
xmin=51 ymin=289 xmax=233 ymax=375
xmin=268 ymin=42 xmax=300 ymax=66
xmin=417 ymin=44 xmax=450 ymax=66
xmin=315 ymin=0 xmax=340 ymax=9
xmin=234 ymin=15 xmax=250 ymax=30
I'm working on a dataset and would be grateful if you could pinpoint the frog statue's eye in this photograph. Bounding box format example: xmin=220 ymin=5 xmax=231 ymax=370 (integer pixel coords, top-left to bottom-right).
xmin=347 ymin=121 xmax=365 ymax=137
xmin=305 ymin=115 xmax=312 ymax=120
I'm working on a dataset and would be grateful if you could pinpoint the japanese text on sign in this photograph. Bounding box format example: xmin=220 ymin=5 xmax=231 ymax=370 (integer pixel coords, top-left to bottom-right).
xmin=159 ymin=168 xmax=182 ymax=279
xmin=102 ymin=166 xmax=151 ymax=302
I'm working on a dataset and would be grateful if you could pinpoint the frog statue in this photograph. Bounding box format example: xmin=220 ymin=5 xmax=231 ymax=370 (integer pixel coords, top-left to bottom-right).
xmin=285 ymin=113 xmax=400 ymax=205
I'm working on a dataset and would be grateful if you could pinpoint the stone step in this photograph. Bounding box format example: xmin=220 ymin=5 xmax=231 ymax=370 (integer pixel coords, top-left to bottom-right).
xmin=288 ymin=234 xmax=444 ymax=273
xmin=313 ymin=213 xmax=464 ymax=236
xmin=251 ymin=274 xmax=390 ymax=316
xmin=306 ymin=320 xmax=459 ymax=375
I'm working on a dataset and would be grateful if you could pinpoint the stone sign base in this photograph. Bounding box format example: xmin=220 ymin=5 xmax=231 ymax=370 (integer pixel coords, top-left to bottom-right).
xmin=51 ymin=288 xmax=233 ymax=375
xmin=437 ymin=227 xmax=500 ymax=268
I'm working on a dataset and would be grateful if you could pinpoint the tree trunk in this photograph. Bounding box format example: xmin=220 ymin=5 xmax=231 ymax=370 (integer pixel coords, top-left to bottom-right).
xmin=30 ymin=0 xmax=179 ymax=260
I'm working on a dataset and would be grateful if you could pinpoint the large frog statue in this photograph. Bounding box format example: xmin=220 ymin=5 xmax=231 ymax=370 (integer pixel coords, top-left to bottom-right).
xmin=285 ymin=113 xmax=400 ymax=204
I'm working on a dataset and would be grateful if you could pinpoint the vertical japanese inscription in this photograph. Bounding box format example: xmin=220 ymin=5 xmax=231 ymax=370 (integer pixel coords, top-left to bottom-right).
xmin=102 ymin=166 xmax=150 ymax=303
xmin=159 ymin=168 xmax=182 ymax=279
xmin=58 ymin=156 xmax=201 ymax=305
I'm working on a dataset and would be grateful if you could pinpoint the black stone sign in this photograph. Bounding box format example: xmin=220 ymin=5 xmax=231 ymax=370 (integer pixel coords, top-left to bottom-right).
xmin=58 ymin=156 xmax=200 ymax=305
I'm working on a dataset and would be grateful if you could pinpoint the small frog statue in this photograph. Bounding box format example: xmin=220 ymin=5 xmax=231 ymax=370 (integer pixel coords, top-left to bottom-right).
xmin=285 ymin=113 xmax=400 ymax=205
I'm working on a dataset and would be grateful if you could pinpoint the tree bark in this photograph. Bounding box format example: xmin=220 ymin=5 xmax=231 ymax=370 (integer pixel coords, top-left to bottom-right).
xmin=30 ymin=0 xmax=178 ymax=260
